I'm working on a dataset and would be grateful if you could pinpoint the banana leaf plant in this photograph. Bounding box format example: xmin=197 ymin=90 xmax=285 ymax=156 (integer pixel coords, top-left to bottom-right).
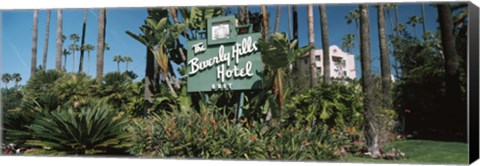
xmin=126 ymin=9 xmax=185 ymax=97
xmin=178 ymin=7 xmax=224 ymax=40
xmin=257 ymin=33 xmax=313 ymax=121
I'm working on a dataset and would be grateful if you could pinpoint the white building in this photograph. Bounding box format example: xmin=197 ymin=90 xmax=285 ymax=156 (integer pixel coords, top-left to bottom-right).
xmin=294 ymin=45 xmax=356 ymax=84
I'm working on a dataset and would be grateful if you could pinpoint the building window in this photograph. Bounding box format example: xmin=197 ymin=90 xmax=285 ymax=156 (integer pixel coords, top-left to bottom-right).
xmin=317 ymin=67 xmax=322 ymax=75
xmin=304 ymin=59 xmax=308 ymax=64
xmin=343 ymin=71 xmax=347 ymax=76
xmin=342 ymin=59 xmax=346 ymax=66
xmin=316 ymin=56 xmax=321 ymax=61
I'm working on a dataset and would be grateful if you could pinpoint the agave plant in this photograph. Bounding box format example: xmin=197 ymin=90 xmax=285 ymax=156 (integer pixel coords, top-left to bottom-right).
xmin=24 ymin=101 xmax=133 ymax=155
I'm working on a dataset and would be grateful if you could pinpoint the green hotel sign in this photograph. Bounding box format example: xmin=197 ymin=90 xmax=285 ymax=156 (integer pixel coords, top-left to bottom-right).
xmin=187 ymin=16 xmax=263 ymax=92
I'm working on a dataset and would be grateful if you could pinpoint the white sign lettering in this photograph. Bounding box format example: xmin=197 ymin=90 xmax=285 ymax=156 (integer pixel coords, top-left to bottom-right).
xmin=192 ymin=42 xmax=207 ymax=54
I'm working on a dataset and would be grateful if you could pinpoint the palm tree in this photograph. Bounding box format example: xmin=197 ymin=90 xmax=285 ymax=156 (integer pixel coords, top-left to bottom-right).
xmin=345 ymin=8 xmax=360 ymax=37
xmin=293 ymin=5 xmax=298 ymax=49
xmin=274 ymin=5 xmax=281 ymax=33
xmin=62 ymin=49 xmax=71 ymax=70
xmin=377 ymin=4 xmax=392 ymax=101
xmin=83 ymin=44 xmax=95 ymax=75
xmin=79 ymin=9 xmax=88 ymax=72
xmin=421 ymin=3 xmax=427 ymax=39
xmin=261 ymin=6 xmax=269 ymax=39
xmin=42 ymin=10 xmax=51 ymax=71
xmin=113 ymin=55 xmax=124 ymax=73
xmin=307 ymin=5 xmax=317 ymax=88
xmin=12 ymin=73 xmax=22 ymax=88
xmin=123 ymin=56 xmax=132 ymax=71
xmin=319 ymin=5 xmax=331 ymax=85
xmin=384 ymin=4 xmax=397 ymax=35
xmin=2 ymin=73 xmax=12 ymax=89
xmin=341 ymin=34 xmax=356 ymax=54
xmin=56 ymin=9 xmax=63 ymax=71
xmin=31 ymin=9 xmax=39 ymax=78
xmin=237 ymin=6 xmax=249 ymax=25
xmin=97 ymin=8 xmax=107 ymax=83
xmin=407 ymin=15 xmax=422 ymax=37
xmin=359 ymin=4 xmax=381 ymax=158
xmin=69 ymin=44 xmax=79 ymax=72
xmin=438 ymin=3 xmax=464 ymax=136
xmin=69 ymin=33 xmax=80 ymax=72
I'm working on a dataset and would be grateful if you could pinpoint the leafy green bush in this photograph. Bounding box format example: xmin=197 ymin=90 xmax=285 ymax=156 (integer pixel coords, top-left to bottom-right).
xmin=24 ymin=101 xmax=133 ymax=155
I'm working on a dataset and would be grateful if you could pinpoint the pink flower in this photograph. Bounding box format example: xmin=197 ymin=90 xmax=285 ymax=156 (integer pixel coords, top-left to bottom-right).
xmin=404 ymin=109 xmax=412 ymax=113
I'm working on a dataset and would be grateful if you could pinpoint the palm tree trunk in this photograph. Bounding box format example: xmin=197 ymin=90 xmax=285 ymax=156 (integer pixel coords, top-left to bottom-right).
xmin=96 ymin=8 xmax=106 ymax=82
xmin=421 ymin=3 xmax=427 ymax=40
xmin=164 ymin=72 xmax=177 ymax=97
xmin=359 ymin=4 xmax=381 ymax=158
xmin=168 ymin=61 xmax=180 ymax=89
xmin=117 ymin=62 xmax=120 ymax=72
xmin=438 ymin=3 xmax=464 ymax=137
xmin=31 ymin=9 xmax=39 ymax=78
xmin=56 ymin=9 xmax=63 ymax=71
xmin=319 ymin=5 xmax=331 ymax=85
xmin=288 ymin=5 xmax=292 ymax=39
xmin=261 ymin=6 xmax=269 ymax=39
xmin=72 ymin=50 xmax=76 ymax=72
xmin=42 ymin=10 xmax=51 ymax=71
xmin=293 ymin=5 xmax=298 ymax=49
xmin=307 ymin=5 xmax=317 ymax=88
xmin=126 ymin=62 xmax=129 ymax=71
xmin=385 ymin=8 xmax=395 ymax=36
xmin=64 ymin=54 xmax=67 ymax=70
xmin=87 ymin=51 xmax=90 ymax=74
xmin=378 ymin=4 xmax=392 ymax=102
xmin=395 ymin=5 xmax=399 ymax=35
xmin=79 ymin=9 xmax=87 ymax=72
xmin=274 ymin=5 xmax=281 ymax=33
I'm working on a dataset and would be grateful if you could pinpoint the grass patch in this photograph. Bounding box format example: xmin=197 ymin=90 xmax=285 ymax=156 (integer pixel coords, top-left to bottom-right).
xmin=345 ymin=139 xmax=468 ymax=164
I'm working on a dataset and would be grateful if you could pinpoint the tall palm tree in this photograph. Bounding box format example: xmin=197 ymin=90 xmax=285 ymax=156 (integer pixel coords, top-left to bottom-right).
xmin=341 ymin=34 xmax=355 ymax=54
xmin=62 ymin=49 xmax=71 ymax=70
xmin=79 ymin=9 xmax=88 ymax=72
xmin=421 ymin=3 xmax=427 ymax=39
xmin=307 ymin=5 xmax=317 ymax=88
xmin=124 ymin=56 xmax=132 ymax=71
xmin=384 ymin=4 xmax=397 ymax=36
xmin=31 ymin=9 xmax=39 ymax=78
xmin=345 ymin=8 xmax=360 ymax=37
xmin=69 ymin=33 xmax=80 ymax=72
xmin=56 ymin=9 xmax=63 ymax=71
xmin=407 ymin=16 xmax=422 ymax=37
xmin=274 ymin=5 xmax=281 ymax=33
xmin=42 ymin=10 xmax=51 ymax=71
xmin=261 ymin=6 xmax=269 ymax=39
xmin=2 ymin=73 xmax=12 ymax=89
xmin=359 ymin=4 xmax=381 ymax=158
xmin=12 ymin=73 xmax=22 ymax=88
xmin=96 ymin=8 xmax=107 ymax=82
xmin=319 ymin=5 xmax=331 ymax=85
xmin=113 ymin=55 xmax=124 ymax=73
xmin=377 ymin=4 xmax=392 ymax=101
xmin=83 ymin=44 xmax=95 ymax=74
xmin=438 ymin=3 xmax=464 ymax=135
xmin=238 ymin=6 xmax=249 ymax=25
xmin=293 ymin=5 xmax=298 ymax=49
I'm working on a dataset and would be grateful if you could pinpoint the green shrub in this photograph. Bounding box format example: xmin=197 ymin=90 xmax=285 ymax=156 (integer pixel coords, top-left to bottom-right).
xmin=24 ymin=101 xmax=133 ymax=155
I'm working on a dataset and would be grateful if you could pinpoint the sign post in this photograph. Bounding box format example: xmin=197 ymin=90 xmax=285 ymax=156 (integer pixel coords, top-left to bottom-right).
xmin=186 ymin=16 xmax=263 ymax=120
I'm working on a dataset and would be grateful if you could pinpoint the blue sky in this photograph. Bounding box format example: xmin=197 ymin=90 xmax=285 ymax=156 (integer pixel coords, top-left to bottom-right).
xmin=1 ymin=3 xmax=439 ymax=87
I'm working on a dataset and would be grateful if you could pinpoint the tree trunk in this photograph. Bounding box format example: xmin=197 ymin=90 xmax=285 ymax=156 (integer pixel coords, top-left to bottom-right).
xmin=79 ymin=10 xmax=87 ymax=72
xmin=168 ymin=60 xmax=180 ymax=89
xmin=144 ymin=46 xmax=155 ymax=118
xmin=438 ymin=3 xmax=465 ymax=137
xmin=360 ymin=4 xmax=381 ymax=158
xmin=87 ymin=51 xmax=91 ymax=74
xmin=395 ymin=5 xmax=400 ymax=35
xmin=56 ymin=9 xmax=63 ymax=71
xmin=238 ymin=6 xmax=249 ymax=25
xmin=261 ymin=6 xmax=269 ymax=39
xmin=274 ymin=5 xmax=281 ymax=33
xmin=288 ymin=5 xmax=292 ymax=39
xmin=319 ymin=5 xmax=331 ymax=85
xmin=42 ymin=10 xmax=51 ymax=71
xmin=307 ymin=5 xmax=317 ymax=88
xmin=96 ymin=9 xmax=106 ymax=82
xmin=164 ymin=72 xmax=177 ymax=97
xmin=72 ymin=49 xmax=76 ymax=72
xmin=293 ymin=5 xmax=298 ymax=49
xmin=421 ymin=3 xmax=427 ymax=40
xmin=385 ymin=8 xmax=395 ymax=37
xmin=31 ymin=10 xmax=39 ymax=79
xmin=378 ymin=4 xmax=392 ymax=104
